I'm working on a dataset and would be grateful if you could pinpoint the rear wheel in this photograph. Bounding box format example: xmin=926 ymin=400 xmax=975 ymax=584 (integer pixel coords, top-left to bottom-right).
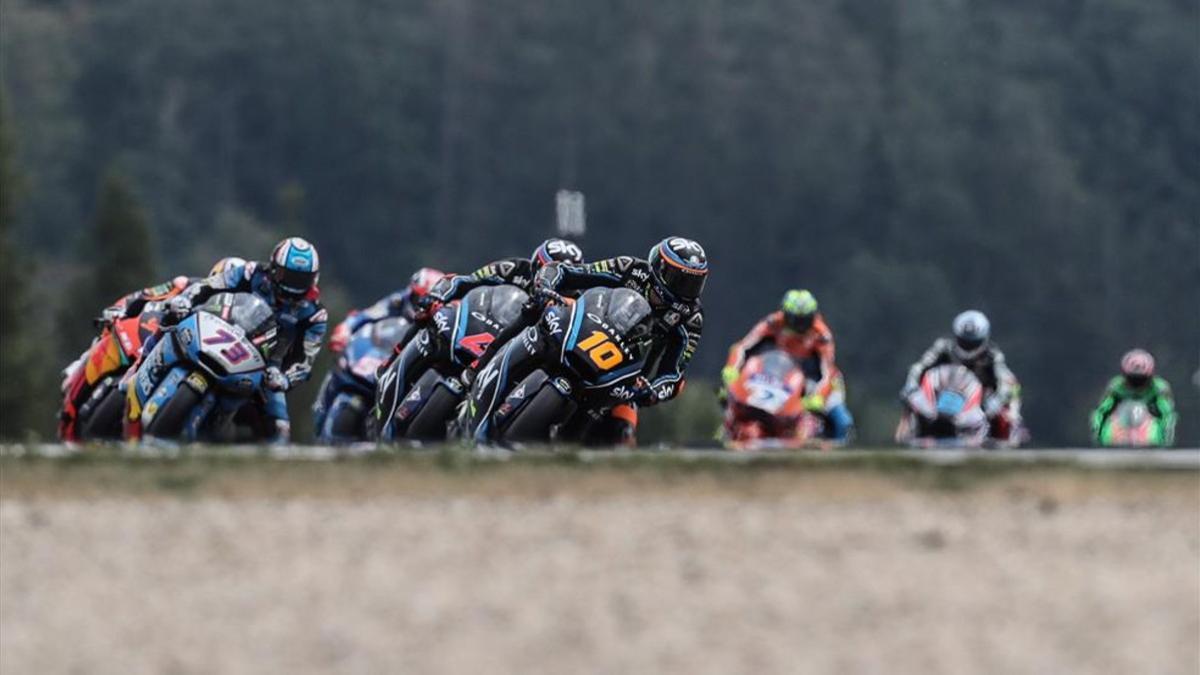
xmin=144 ymin=380 xmax=204 ymax=440
xmin=79 ymin=387 xmax=126 ymax=440
xmin=405 ymin=386 xmax=460 ymax=441
xmin=500 ymin=385 xmax=571 ymax=443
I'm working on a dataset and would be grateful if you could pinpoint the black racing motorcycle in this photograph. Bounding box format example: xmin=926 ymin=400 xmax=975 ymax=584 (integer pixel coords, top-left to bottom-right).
xmin=459 ymin=286 xmax=655 ymax=445
xmin=374 ymin=284 xmax=529 ymax=441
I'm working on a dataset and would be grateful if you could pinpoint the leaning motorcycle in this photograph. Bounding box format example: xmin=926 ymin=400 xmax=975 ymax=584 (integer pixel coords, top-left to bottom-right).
xmin=722 ymin=348 xmax=823 ymax=450
xmin=375 ymin=284 xmax=529 ymax=441
xmin=126 ymin=293 xmax=279 ymax=441
xmin=58 ymin=306 xmax=165 ymax=441
xmin=315 ymin=316 xmax=410 ymax=443
xmin=458 ymin=286 xmax=655 ymax=445
xmin=895 ymin=364 xmax=989 ymax=447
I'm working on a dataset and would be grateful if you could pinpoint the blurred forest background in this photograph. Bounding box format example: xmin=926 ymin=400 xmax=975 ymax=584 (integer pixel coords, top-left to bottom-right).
xmin=1 ymin=0 xmax=1197 ymax=444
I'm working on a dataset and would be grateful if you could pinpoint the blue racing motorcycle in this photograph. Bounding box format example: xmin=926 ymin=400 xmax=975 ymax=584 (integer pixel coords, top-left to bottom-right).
xmin=314 ymin=316 xmax=410 ymax=443
xmin=127 ymin=293 xmax=280 ymax=441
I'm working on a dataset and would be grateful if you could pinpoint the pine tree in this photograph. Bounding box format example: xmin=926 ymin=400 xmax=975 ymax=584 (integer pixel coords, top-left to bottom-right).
xmin=0 ymin=92 xmax=41 ymax=438
xmin=57 ymin=166 xmax=158 ymax=361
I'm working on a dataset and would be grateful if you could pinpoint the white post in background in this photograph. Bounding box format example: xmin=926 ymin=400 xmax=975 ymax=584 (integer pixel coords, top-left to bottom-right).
xmin=556 ymin=190 xmax=586 ymax=237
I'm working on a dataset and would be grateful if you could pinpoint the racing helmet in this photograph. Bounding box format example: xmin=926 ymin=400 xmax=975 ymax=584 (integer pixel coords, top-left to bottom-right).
xmin=269 ymin=237 xmax=320 ymax=297
xmin=408 ymin=267 xmax=446 ymax=298
xmin=648 ymin=236 xmax=708 ymax=302
xmin=781 ymin=289 xmax=818 ymax=333
xmin=952 ymin=310 xmax=990 ymax=361
xmin=530 ymin=238 xmax=584 ymax=275
xmin=208 ymin=256 xmax=246 ymax=279
xmin=1120 ymin=349 xmax=1155 ymax=389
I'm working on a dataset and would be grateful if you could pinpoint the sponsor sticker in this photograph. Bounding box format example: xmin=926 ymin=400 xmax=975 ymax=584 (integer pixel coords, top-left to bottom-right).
xmin=186 ymin=371 xmax=209 ymax=393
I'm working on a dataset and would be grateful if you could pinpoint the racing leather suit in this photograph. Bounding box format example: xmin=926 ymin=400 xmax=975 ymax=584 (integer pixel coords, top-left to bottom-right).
xmin=177 ymin=260 xmax=327 ymax=439
xmin=723 ymin=311 xmax=853 ymax=440
xmin=469 ymin=256 xmax=704 ymax=444
xmin=61 ymin=276 xmax=196 ymax=390
xmin=1090 ymin=376 xmax=1176 ymax=446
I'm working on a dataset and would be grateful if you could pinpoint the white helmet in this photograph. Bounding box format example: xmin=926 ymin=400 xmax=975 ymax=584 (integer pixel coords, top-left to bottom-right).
xmin=952 ymin=310 xmax=990 ymax=361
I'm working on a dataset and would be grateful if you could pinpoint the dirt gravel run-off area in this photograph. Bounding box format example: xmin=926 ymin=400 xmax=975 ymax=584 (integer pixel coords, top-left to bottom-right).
xmin=1 ymin=456 xmax=1197 ymax=675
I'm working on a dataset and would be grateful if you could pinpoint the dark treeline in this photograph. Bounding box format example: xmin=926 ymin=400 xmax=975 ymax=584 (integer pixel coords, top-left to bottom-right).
xmin=1 ymin=0 xmax=1197 ymax=443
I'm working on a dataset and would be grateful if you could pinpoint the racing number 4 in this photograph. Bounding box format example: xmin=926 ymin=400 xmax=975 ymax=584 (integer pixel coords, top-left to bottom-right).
xmin=577 ymin=331 xmax=624 ymax=370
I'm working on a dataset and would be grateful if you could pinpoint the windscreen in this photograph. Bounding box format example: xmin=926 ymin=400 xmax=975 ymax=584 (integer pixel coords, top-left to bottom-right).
xmin=371 ymin=317 xmax=409 ymax=348
xmin=200 ymin=293 xmax=276 ymax=339
xmin=603 ymin=288 xmax=652 ymax=337
xmin=482 ymin=285 xmax=530 ymax=327
xmin=756 ymin=350 xmax=796 ymax=380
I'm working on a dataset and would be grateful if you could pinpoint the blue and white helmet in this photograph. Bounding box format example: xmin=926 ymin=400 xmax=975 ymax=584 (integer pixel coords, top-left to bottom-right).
xmin=952 ymin=310 xmax=990 ymax=360
xmin=270 ymin=237 xmax=320 ymax=297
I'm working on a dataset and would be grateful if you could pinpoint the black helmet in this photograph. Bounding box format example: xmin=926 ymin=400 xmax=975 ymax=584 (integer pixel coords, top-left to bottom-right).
xmin=648 ymin=237 xmax=708 ymax=301
xmin=530 ymin=238 xmax=584 ymax=275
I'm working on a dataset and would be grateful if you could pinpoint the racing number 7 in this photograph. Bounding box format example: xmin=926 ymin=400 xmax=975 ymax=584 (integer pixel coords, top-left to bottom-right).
xmin=577 ymin=330 xmax=624 ymax=370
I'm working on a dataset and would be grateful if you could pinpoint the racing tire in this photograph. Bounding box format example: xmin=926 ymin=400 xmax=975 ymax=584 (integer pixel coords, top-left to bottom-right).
xmin=405 ymin=386 xmax=460 ymax=441
xmin=79 ymin=387 xmax=126 ymax=441
xmin=500 ymin=385 xmax=572 ymax=444
xmin=144 ymin=380 xmax=204 ymax=440
xmin=328 ymin=400 xmax=366 ymax=442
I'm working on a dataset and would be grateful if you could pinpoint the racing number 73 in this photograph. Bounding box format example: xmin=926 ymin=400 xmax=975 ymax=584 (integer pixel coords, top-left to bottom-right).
xmin=576 ymin=330 xmax=624 ymax=370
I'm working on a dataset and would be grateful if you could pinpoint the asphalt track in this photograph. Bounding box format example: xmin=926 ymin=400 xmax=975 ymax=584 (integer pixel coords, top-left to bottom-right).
xmin=2 ymin=444 xmax=1197 ymax=469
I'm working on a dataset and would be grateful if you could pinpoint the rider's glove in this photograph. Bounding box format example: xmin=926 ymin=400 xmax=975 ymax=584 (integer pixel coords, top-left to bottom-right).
xmin=166 ymin=295 xmax=192 ymax=321
xmin=983 ymin=394 xmax=1004 ymax=419
xmin=802 ymin=393 xmax=825 ymax=413
xmin=329 ymin=322 xmax=351 ymax=353
xmin=532 ymin=285 xmax=563 ymax=307
xmin=100 ymin=305 xmax=125 ymax=325
xmin=721 ymin=366 xmax=739 ymax=387
xmin=631 ymin=378 xmax=659 ymax=406
xmin=264 ymin=366 xmax=289 ymax=392
xmin=459 ymin=368 xmax=477 ymax=390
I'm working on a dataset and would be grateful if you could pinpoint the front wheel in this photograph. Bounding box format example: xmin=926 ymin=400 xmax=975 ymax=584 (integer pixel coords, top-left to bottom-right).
xmin=405 ymin=385 xmax=460 ymax=441
xmin=79 ymin=386 xmax=126 ymax=440
xmin=500 ymin=385 xmax=572 ymax=444
xmin=326 ymin=396 xmax=367 ymax=443
xmin=144 ymin=380 xmax=204 ymax=440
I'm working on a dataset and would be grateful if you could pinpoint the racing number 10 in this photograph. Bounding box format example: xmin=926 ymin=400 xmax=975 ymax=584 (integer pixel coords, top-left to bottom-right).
xmin=577 ymin=331 xmax=624 ymax=370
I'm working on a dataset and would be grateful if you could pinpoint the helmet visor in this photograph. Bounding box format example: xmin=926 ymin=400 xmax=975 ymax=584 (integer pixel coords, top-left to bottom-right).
xmin=273 ymin=266 xmax=317 ymax=296
xmin=784 ymin=312 xmax=814 ymax=333
xmin=658 ymin=264 xmax=707 ymax=300
xmin=956 ymin=335 xmax=985 ymax=354
xmin=1124 ymin=374 xmax=1150 ymax=389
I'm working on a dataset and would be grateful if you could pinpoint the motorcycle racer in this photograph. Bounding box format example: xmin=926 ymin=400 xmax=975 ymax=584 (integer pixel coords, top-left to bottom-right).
xmin=721 ymin=289 xmax=854 ymax=441
xmin=1090 ymin=349 xmax=1176 ymax=446
xmin=469 ymin=236 xmax=707 ymax=444
xmin=903 ymin=310 xmax=1023 ymax=442
xmin=59 ymin=268 xmax=228 ymax=393
xmin=394 ymin=238 xmax=584 ymax=372
xmin=328 ymin=267 xmax=445 ymax=353
xmin=164 ymin=238 xmax=327 ymax=441
xmin=313 ymin=267 xmax=446 ymax=434
xmin=417 ymin=238 xmax=584 ymax=310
